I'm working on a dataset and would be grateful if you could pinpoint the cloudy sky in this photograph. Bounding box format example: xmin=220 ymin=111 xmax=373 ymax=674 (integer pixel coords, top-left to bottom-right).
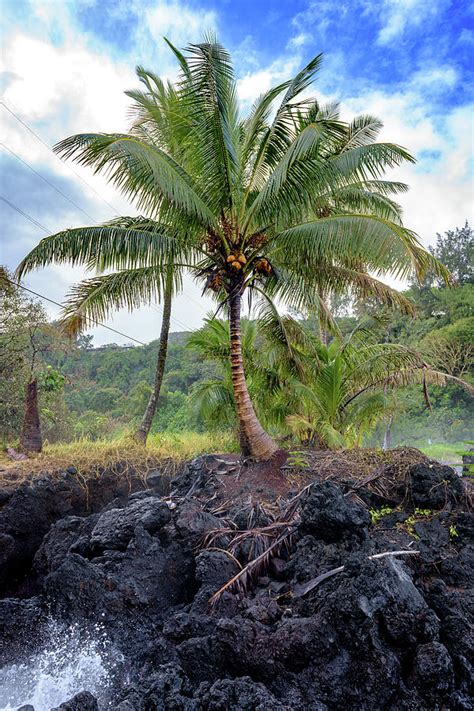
xmin=1 ymin=0 xmax=473 ymax=346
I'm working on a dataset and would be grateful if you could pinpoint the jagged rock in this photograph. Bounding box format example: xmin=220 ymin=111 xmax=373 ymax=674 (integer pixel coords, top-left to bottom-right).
xmin=90 ymin=497 xmax=171 ymax=551
xmin=34 ymin=514 xmax=99 ymax=574
xmin=300 ymin=481 xmax=370 ymax=541
xmin=0 ymin=596 xmax=46 ymax=665
xmin=407 ymin=461 xmax=464 ymax=508
xmin=199 ymin=676 xmax=287 ymax=710
xmin=174 ymin=502 xmax=224 ymax=539
xmin=51 ymin=690 xmax=99 ymax=710
xmin=0 ymin=456 xmax=471 ymax=710
xmin=413 ymin=641 xmax=454 ymax=692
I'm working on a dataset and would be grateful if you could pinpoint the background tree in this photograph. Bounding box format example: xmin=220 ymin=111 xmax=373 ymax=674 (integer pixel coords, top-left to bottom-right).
xmin=0 ymin=269 xmax=67 ymax=450
xmin=429 ymin=221 xmax=473 ymax=286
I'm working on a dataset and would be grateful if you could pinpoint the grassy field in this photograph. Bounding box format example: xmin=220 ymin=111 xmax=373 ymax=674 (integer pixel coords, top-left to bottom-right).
xmin=0 ymin=431 xmax=238 ymax=481
xmin=418 ymin=442 xmax=465 ymax=464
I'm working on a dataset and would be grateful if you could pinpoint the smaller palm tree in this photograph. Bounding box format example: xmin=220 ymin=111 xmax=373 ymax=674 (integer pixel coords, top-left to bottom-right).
xmin=287 ymin=325 xmax=474 ymax=448
xmin=190 ymin=315 xmax=474 ymax=449
xmin=18 ymin=215 xmax=189 ymax=444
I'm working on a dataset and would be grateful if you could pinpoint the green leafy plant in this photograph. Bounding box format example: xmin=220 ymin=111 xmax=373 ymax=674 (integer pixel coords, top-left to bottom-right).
xmin=370 ymin=505 xmax=393 ymax=525
xmin=287 ymin=451 xmax=310 ymax=469
xmin=405 ymin=508 xmax=432 ymax=538
xmin=458 ymin=440 xmax=474 ymax=476
xmin=38 ymin=366 xmax=66 ymax=393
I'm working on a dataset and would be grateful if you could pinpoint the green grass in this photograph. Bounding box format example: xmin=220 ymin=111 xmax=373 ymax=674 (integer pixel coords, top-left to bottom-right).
xmin=0 ymin=430 xmax=238 ymax=482
xmin=418 ymin=442 xmax=464 ymax=464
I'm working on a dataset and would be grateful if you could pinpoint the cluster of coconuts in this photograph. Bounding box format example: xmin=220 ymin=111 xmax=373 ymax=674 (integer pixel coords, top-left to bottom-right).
xmin=227 ymin=253 xmax=247 ymax=271
xmin=255 ymin=258 xmax=272 ymax=275
xmin=209 ymin=272 xmax=224 ymax=291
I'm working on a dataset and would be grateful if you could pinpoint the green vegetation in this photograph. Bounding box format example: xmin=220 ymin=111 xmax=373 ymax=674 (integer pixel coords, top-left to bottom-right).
xmin=419 ymin=443 xmax=464 ymax=464
xmin=16 ymin=36 xmax=448 ymax=459
xmin=369 ymin=506 xmax=393 ymax=525
xmin=2 ymin=229 xmax=472 ymax=452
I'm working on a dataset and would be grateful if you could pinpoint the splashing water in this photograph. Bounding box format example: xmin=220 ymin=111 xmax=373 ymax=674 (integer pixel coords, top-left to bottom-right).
xmin=0 ymin=620 xmax=121 ymax=711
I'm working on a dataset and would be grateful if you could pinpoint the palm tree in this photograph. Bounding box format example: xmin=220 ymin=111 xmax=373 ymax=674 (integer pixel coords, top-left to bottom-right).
xmin=191 ymin=314 xmax=474 ymax=449
xmin=17 ymin=37 xmax=448 ymax=460
xmin=29 ymin=215 xmax=187 ymax=445
xmin=287 ymin=325 xmax=474 ymax=448
xmin=188 ymin=309 xmax=307 ymax=435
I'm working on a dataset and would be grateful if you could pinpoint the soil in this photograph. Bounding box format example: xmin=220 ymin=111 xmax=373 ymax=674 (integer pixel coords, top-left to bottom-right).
xmin=0 ymin=448 xmax=472 ymax=710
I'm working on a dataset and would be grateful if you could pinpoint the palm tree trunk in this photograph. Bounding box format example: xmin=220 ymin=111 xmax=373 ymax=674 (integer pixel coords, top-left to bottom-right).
xmin=318 ymin=287 xmax=329 ymax=346
xmin=229 ymin=290 xmax=278 ymax=460
xmin=20 ymin=378 xmax=42 ymax=453
xmin=134 ymin=271 xmax=173 ymax=444
xmin=382 ymin=415 xmax=393 ymax=450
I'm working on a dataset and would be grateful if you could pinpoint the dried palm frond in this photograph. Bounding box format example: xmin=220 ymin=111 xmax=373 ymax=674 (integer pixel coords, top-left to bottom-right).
xmin=209 ymin=526 xmax=297 ymax=605
xmin=205 ymin=483 xmax=314 ymax=604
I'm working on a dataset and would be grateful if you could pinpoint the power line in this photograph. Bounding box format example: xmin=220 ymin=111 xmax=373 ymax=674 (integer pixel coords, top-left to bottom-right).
xmin=3 ymin=195 xmax=196 ymax=335
xmin=1 ymin=195 xmax=52 ymax=233
xmin=1 ymin=100 xmax=122 ymax=217
xmin=14 ymin=282 xmax=148 ymax=347
xmin=1 ymin=143 xmax=98 ymax=224
xmin=150 ymin=303 xmax=193 ymax=333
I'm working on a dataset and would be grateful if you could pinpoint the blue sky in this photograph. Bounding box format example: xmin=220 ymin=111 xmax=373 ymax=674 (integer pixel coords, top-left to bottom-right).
xmin=1 ymin=0 xmax=473 ymax=345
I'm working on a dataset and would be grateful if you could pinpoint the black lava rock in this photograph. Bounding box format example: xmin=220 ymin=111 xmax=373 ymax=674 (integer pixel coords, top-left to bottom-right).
xmin=407 ymin=461 xmax=464 ymax=508
xmin=301 ymin=481 xmax=370 ymax=541
xmin=0 ymin=460 xmax=471 ymax=711
xmin=51 ymin=690 xmax=99 ymax=710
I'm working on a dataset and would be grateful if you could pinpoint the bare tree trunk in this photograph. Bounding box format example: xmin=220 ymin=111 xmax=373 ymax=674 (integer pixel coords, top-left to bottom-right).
xmin=134 ymin=271 xmax=173 ymax=444
xmin=229 ymin=290 xmax=278 ymax=461
xmin=20 ymin=378 xmax=42 ymax=453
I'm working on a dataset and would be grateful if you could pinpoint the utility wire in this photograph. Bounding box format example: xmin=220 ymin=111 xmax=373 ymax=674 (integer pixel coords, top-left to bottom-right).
xmin=2 ymin=195 xmax=195 ymax=337
xmin=1 ymin=195 xmax=52 ymax=233
xmin=150 ymin=303 xmax=194 ymax=333
xmin=1 ymin=143 xmax=98 ymax=223
xmin=1 ymin=100 xmax=122 ymax=217
xmin=14 ymin=282 xmax=148 ymax=347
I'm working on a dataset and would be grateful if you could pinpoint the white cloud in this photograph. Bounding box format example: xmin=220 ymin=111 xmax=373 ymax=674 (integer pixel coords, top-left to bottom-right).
xmin=288 ymin=32 xmax=311 ymax=49
xmin=237 ymin=56 xmax=300 ymax=105
xmin=375 ymin=0 xmax=448 ymax=45
xmin=341 ymin=91 xmax=474 ymax=248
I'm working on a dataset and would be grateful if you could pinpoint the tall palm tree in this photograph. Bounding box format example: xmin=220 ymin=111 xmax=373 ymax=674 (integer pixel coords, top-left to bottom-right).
xmin=17 ymin=37 xmax=448 ymax=460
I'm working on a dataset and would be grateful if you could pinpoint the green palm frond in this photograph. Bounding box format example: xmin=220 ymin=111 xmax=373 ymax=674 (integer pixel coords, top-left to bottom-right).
xmin=342 ymin=114 xmax=383 ymax=150
xmin=181 ymin=35 xmax=241 ymax=213
xmin=54 ymin=133 xmax=214 ymax=226
xmin=16 ymin=219 xmax=196 ymax=277
xmin=59 ymin=265 xmax=181 ymax=335
xmin=245 ymin=54 xmax=324 ymax=194
xmin=274 ymin=214 xmax=449 ymax=282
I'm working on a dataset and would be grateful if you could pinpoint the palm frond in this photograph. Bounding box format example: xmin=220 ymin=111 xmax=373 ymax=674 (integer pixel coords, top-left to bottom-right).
xmin=54 ymin=133 xmax=214 ymax=226
xmin=59 ymin=266 xmax=181 ymax=335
